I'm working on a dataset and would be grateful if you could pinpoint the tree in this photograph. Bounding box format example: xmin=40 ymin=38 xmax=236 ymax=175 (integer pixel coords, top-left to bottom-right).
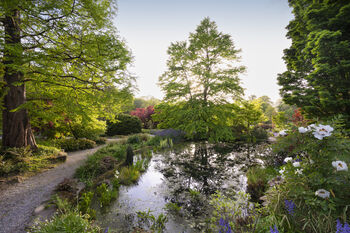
xmin=278 ymin=0 xmax=350 ymax=128
xmin=156 ymin=17 xmax=245 ymax=141
xmin=0 ymin=0 xmax=133 ymax=148
xmin=130 ymin=105 xmax=155 ymax=129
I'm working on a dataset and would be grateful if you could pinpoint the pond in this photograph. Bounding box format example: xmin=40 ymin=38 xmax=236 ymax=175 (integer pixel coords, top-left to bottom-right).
xmin=96 ymin=142 xmax=268 ymax=232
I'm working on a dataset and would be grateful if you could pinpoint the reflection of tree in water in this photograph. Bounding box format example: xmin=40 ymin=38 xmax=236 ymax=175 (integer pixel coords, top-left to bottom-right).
xmin=157 ymin=142 xmax=269 ymax=223
xmin=158 ymin=143 xmax=244 ymax=218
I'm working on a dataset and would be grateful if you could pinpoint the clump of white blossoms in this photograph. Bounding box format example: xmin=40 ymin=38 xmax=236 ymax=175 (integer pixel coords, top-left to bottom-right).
xmin=312 ymin=124 xmax=334 ymax=140
xmin=295 ymin=169 xmax=303 ymax=175
xmin=293 ymin=161 xmax=301 ymax=167
xmin=284 ymin=157 xmax=293 ymax=163
xmin=114 ymin=170 xmax=120 ymax=179
xmin=332 ymin=161 xmax=348 ymax=172
xmin=298 ymin=127 xmax=308 ymax=133
xmin=315 ymin=189 xmax=330 ymax=199
xmin=279 ymin=130 xmax=288 ymax=136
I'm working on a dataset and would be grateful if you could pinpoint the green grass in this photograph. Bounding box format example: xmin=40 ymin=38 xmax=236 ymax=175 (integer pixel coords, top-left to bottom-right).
xmin=30 ymin=196 xmax=100 ymax=233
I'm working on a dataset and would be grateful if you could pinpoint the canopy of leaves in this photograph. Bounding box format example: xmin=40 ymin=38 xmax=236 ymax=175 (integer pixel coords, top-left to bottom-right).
xmin=278 ymin=0 xmax=350 ymax=128
xmin=0 ymin=0 xmax=134 ymax=136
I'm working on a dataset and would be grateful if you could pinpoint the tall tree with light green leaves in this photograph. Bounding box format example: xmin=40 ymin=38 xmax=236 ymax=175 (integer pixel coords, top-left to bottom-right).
xmin=156 ymin=17 xmax=245 ymax=141
xmin=0 ymin=0 xmax=134 ymax=149
xmin=278 ymin=0 xmax=350 ymax=128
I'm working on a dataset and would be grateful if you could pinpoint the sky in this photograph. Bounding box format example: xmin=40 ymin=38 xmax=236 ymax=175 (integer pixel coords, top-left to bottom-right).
xmin=113 ymin=0 xmax=293 ymax=103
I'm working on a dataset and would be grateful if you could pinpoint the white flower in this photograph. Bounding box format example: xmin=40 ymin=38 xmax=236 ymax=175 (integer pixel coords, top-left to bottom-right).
xmin=312 ymin=124 xmax=334 ymax=140
xmin=279 ymin=167 xmax=286 ymax=176
xmin=298 ymin=127 xmax=308 ymax=133
xmin=284 ymin=157 xmax=293 ymax=163
xmin=293 ymin=161 xmax=301 ymax=167
xmin=310 ymin=159 xmax=314 ymax=164
xmin=315 ymin=189 xmax=330 ymax=199
xmin=295 ymin=169 xmax=303 ymax=175
xmin=279 ymin=130 xmax=288 ymax=136
xmin=332 ymin=161 xmax=348 ymax=172
xmin=279 ymin=167 xmax=286 ymax=175
xmin=307 ymin=124 xmax=316 ymax=131
xmin=114 ymin=170 xmax=120 ymax=178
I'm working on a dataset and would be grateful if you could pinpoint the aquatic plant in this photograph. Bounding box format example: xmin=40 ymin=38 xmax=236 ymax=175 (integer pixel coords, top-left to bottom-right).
xmin=136 ymin=209 xmax=168 ymax=232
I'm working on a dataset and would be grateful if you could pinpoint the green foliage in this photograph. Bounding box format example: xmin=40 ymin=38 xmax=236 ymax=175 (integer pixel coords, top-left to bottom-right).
xmin=246 ymin=166 xmax=270 ymax=203
xmin=75 ymin=142 xmax=127 ymax=184
xmin=165 ymin=202 xmax=182 ymax=214
xmin=136 ymin=209 xmax=168 ymax=233
xmin=0 ymin=144 xmax=63 ymax=177
xmin=94 ymin=137 xmax=107 ymax=145
xmin=208 ymin=191 xmax=259 ymax=232
xmin=30 ymin=197 xmax=100 ymax=233
xmin=272 ymin=111 xmax=289 ymax=131
xmin=54 ymin=138 xmax=96 ymax=152
xmin=118 ymin=166 xmax=140 ymax=185
xmin=68 ymin=117 xmax=106 ymax=140
xmin=106 ymin=114 xmax=142 ymax=136
xmin=133 ymin=96 xmax=160 ymax=109
xmin=262 ymin=123 xmax=350 ymax=232
xmin=0 ymin=0 xmax=134 ymax=148
xmin=78 ymin=192 xmax=96 ymax=219
xmin=278 ymin=0 xmax=350 ymax=129
xmin=127 ymin=135 xmax=141 ymax=144
xmin=96 ymin=183 xmax=118 ymax=208
xmin=155 ymin=17 xmax=245 ymax=142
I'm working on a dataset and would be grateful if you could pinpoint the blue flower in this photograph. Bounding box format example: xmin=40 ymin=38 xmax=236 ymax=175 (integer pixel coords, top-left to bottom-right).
xmin=270 ymin=225 xmax=279 ymax=233
xmin=284 ymin=199 xmax=296 ymax=216
xmin=336 ymin=219 xmax=350 ymax=233
xmin=219 ymin=217 xmax=232 ymax=233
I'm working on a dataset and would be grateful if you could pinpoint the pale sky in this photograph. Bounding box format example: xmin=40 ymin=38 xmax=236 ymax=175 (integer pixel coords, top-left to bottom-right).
xmin=113 ymin=0 xmax=293 ymax=102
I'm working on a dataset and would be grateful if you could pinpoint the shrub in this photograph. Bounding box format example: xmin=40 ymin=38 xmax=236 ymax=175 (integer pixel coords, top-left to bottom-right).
xmin=118 ymin=166 xmax=140 ymax=185
xmin=68 ymin=118 xmax=106 ymax=141
xmin=106 ymin=114 xmax=142 ymax=136
xmin=251 ymin=126 xmax=269 ymax=142
xmin=127 ymin=135 xmax=141 ymax=144
xmin=54 ymin=138 xmax=96 ymax=152
xmin=93 ymin=137 xmax=107 ymax=145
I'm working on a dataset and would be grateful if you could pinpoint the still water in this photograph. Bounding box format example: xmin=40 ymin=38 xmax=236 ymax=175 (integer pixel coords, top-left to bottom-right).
xmin=96 ymin=143 xmax=266 ymax=232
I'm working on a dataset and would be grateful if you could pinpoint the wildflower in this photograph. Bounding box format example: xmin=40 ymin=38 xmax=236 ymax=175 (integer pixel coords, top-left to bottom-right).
xmin=315 ymin=189 xmax=330 ymax=199
xmin=270 ymin=225 xmax=279 ymax=233
xmin=279 ymin=130 xmax=287 ymax=136
xmin=309 ymin=159 xmax=314 ymax=164
xmin=298 ymin=127 xmax=308 ymax=133
xmin=284 ymin=157 xmax=293 ymax=163
xmin=307 ymin=124 xmax=316 ymax=131
xmin=332 ymin=161 xmax=348 ymax=172
xmin=292 ymin=161 xmax=301 ymax=167
xmin=219 ymin=217 xmax=232 ymax=233
xmin=279 ymin=167 xmax=286 ymax=176
xmin=336 ymin=219 xmax=350 ymax=233
xmin=312 ymin=124 xmax=334 ymax=140
xmin=295 ymin=169 xmax=303 ymax=175
xmin=114 ymin=170 xmax=120 ymax=178
xmin=284 ymin=200 xmax=296 ymax=216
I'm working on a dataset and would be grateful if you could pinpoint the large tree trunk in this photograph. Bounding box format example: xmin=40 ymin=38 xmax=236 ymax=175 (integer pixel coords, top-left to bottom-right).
xmin=2 ymin=10 xmax=37 ymax=149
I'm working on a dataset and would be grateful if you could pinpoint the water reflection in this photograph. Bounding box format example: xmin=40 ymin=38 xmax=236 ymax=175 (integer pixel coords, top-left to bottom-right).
xmin=96 ymin=142 xmax=268 ymax=232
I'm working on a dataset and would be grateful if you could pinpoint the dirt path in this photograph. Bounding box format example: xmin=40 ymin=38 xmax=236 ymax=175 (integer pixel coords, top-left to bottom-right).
xmin=0 ymin=139 xmax=119 ymax=233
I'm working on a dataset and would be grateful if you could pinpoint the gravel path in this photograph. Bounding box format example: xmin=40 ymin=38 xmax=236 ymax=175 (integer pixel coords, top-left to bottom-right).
xmin=0 ymin=139 xmax=118 ymax=233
